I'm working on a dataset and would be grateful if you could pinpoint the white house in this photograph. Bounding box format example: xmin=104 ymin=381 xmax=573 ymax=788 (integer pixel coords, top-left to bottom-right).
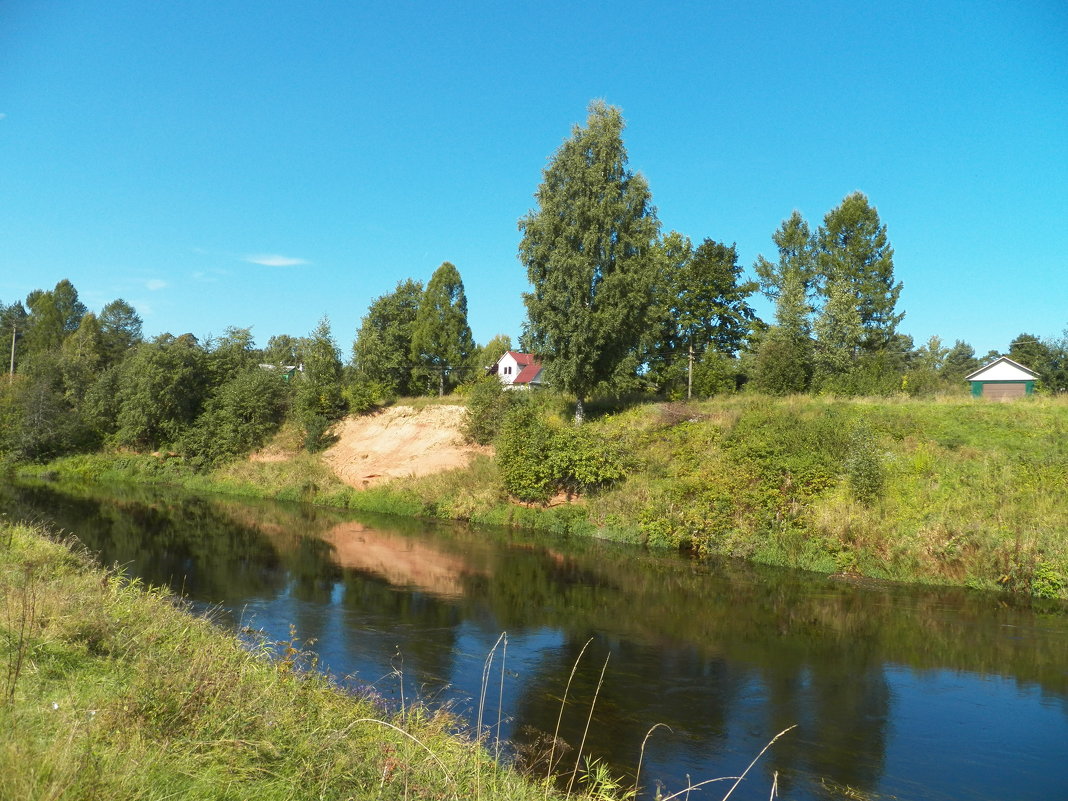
xmin=966 ymin=356 xmax=1038 ymax=400
xmin=492 ymin=351 xmax=544 ymax=389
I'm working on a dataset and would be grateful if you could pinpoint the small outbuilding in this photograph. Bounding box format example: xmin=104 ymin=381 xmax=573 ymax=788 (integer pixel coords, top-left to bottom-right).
xmin=966 ymin=356 xmax=1038 ymax=400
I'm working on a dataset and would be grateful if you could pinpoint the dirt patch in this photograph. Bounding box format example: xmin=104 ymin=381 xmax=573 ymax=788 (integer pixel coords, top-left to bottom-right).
xmin=321 ymin=405 xmax=488 ymax=489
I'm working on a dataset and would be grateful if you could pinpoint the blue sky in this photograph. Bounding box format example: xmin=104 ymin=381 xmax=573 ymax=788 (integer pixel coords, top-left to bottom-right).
xmin=2 ymin=0 xmax=1066 ymax=358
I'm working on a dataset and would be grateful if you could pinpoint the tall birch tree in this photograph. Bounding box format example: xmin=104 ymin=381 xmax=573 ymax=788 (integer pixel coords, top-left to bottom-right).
xmin=518 ymin=101 xmax=659 ymax=421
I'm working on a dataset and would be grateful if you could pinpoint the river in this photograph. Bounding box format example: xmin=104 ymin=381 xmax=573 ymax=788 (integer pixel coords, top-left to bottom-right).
xmin=3 ymin=479 xmax=1066 ymax=800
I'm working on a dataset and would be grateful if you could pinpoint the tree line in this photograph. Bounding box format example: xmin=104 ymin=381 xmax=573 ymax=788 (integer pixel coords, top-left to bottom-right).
xmin=3 ymin=102 xmax=1065 ymax=463
xmin=517 ymin=101 xmax=1066 ymax=418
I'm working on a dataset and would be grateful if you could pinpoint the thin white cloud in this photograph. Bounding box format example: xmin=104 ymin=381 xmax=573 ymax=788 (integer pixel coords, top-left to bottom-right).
xmin=146 ymin=279 xmax=168 ymax=291
xmin=243 ymin=253 xmax=310 ymax=267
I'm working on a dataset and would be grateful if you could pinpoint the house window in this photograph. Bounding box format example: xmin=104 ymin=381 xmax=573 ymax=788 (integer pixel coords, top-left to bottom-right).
xmin=504 ymin=366 xmax=512 ymax=375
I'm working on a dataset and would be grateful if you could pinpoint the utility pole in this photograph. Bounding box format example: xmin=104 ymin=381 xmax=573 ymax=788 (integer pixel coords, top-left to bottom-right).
xmin=8 ymin=324 xmax=14 ymax=383
xmin=687 ymin=341 xmax=694 ymax=400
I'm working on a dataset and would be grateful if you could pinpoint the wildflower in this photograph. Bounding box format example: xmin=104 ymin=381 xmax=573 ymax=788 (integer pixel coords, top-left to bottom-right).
xmin=51 ymin=702 xmax=59 ymax=711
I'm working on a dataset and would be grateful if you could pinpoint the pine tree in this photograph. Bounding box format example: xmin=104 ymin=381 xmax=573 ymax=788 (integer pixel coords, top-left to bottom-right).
xmin=410 ymin=263 xmax=474 ymax=396
xmin=519 ymin=101 xmax=659 ymax=421
xmin=816 ymin=192 xmax=903 ymax=352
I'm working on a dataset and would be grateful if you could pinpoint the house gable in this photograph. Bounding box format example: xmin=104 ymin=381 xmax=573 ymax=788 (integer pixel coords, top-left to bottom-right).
xmin=493 ymin=351 xmax=543 ymax=388
xmin=965 ymin=356 xmax=1038 ymax=383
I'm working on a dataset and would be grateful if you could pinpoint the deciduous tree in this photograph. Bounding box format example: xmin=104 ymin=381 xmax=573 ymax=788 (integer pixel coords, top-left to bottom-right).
xmin=752 ymin=212 xmax=816 ymax=395
xmin=519 ymin=101 xmax=659 ymax=421
xmin=352 ymin=278 xmax=423 ymax=398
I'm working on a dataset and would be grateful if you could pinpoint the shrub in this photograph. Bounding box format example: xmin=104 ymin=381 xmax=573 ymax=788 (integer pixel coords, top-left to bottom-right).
xmin=845 ymin=423 xmax=884 ymax=504
xmin=551 ymin=425 xmax=630 ymax=494
xmin=495 ymin=400 xmax=558 ymax=502
xmin=178 ymin=369 xmax=289 ymax=465
xmin=494 ymin=400 xmax=629 ymax=502
xmin=464 ymin=377 xmax=514 ymax=445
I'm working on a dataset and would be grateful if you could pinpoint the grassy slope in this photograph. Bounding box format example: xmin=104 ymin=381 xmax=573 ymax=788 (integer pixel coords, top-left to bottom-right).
xmin=18 ymin=395 xmax=1068 ymax=598
xmin=0 ymin=522 xmax=607 ymax=801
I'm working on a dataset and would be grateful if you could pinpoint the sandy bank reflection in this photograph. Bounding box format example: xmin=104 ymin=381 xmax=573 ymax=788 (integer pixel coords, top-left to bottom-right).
xmin=321 ymin=522 xmax=480 ymax=599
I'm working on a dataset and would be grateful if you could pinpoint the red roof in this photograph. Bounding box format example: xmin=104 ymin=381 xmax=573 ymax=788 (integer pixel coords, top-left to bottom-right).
xmin=501 ymin=351 xmax=543 ymax=384
xmin=514 ymin=363 xmax=543 ymax=384
xmin=506 ymin=351 xmax=537 ymax=367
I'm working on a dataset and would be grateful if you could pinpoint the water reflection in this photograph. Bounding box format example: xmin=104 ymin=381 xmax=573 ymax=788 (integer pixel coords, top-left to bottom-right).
xmin=3 ymin=480 xmax=1066 ymax=800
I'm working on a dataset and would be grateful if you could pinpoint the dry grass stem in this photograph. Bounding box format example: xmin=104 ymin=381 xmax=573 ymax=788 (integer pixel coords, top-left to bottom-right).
xmin=634 ymin=722 xmax=672 ymax=796
xmin=352 ymin=718 xmax=454 ymax=783
xmin=565 ymin=650 xmax=611 ymax=797
xmin=544 ymin=637 xmax=593 ymax=797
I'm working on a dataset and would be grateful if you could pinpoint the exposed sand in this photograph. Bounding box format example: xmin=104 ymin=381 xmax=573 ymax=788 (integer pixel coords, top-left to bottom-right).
xmin=320 ymin=404 xmax=487 ymax=489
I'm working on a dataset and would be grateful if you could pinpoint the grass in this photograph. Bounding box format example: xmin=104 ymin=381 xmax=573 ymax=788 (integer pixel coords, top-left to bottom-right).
xmin=0 ymin=520 xmax=627 ymax=801
xmin=17 ymin=393 xmax=1068 ymax=599
xmin=0 ymin=520 xmax=805 ymax=801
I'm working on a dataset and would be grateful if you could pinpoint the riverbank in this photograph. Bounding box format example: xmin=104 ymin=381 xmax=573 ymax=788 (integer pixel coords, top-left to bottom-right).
xmin=15 ymin=394 xmax=1068 ymax=599
xmin=0 ymin=520 xmax=596 ymax=800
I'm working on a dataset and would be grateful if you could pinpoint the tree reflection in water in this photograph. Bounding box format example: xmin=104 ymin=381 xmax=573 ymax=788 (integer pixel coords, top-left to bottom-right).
xmin=3 ymin=480 xmax=1066 ymax=801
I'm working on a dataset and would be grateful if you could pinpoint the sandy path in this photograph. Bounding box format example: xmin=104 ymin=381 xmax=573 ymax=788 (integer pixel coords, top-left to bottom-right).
xmin=321 ymin=404 xmax=486 ymax=489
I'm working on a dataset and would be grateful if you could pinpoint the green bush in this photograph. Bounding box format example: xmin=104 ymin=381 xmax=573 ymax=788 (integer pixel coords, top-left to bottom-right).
xmin=844 ymin=423 xmax=884 ymax=504
xmin=178 ymin=369 xmax=289 ymax=465
xmin=551 ymin=424 xmax=630 ymax=493
xmin=494 ymin=400 xmax=629 ymax=502
xmin=495 ymin=401 xmax=558 ymax=502
xmin=464 ymin=377 xmax=514 ymax=445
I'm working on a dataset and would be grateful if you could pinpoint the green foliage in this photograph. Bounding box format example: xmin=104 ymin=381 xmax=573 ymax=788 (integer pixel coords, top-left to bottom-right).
xmin=98 ymin=298 xmax=143 ymax=364
xmin=1031 ymin=562 xmax=1065 ymax=600
xmin=752 ymin=211 xmax=816 ymax=394
xmin=519 ymin=101 xmax=659 ymax=419
xmin=551 ymin=424 xmax=630 ymax=494
xmin=495 ymin=398 xmax=629 ymax=502
xmin=475 ymin=334 xmax=512 ymax=372
xmin=751 ymin=325 xmax=813 ymax=395
xmin=0 ymin=349 xmax=99 ymax=461
xmin=1007 ymin=331 xmax=1067 ymax=392
xmin=179 ymin=368 xmax=289 ymax=465
xmin=495 ymin=401 xmax=559 ymax=502
xmin=351 ymin=278 xmax=423 ymax=399
xmin=812 ymin=273 xmax=865 ymax=390
xmin=410 ymin=263 xmax=474 ymax=396
xmin=302 ymin=414 xmax=333 ymax=453
xmin=844 ymin=424 xmax=884 ymax=504
xmin=690 ymin=351 xmax=740 ymax=397
xmin=23 ymin=279 xmax=87 ymax=356
xmin=205 ymin=326 xmax=258 ymax=383
xmin=941 ymin=340 xmax=980 ymax=385
xmin=816 ymin=192 xmax=903 ymax=351
xmin=114 ymin=334 xmax=210 ymax=450
xmin=295 ymin=317 xmax=346 ymax=450
xmin=645 ymin=234 xmax=757 ymax=396
xmin=464 ymin=376 xmax=515 ymax=445
xmin=262 ymin=334 xmax=304 ymax=367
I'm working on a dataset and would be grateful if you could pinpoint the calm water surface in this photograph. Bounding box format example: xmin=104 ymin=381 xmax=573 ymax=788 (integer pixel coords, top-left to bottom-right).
xmin=4 ymin=480 xmax=1067 ymax=801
